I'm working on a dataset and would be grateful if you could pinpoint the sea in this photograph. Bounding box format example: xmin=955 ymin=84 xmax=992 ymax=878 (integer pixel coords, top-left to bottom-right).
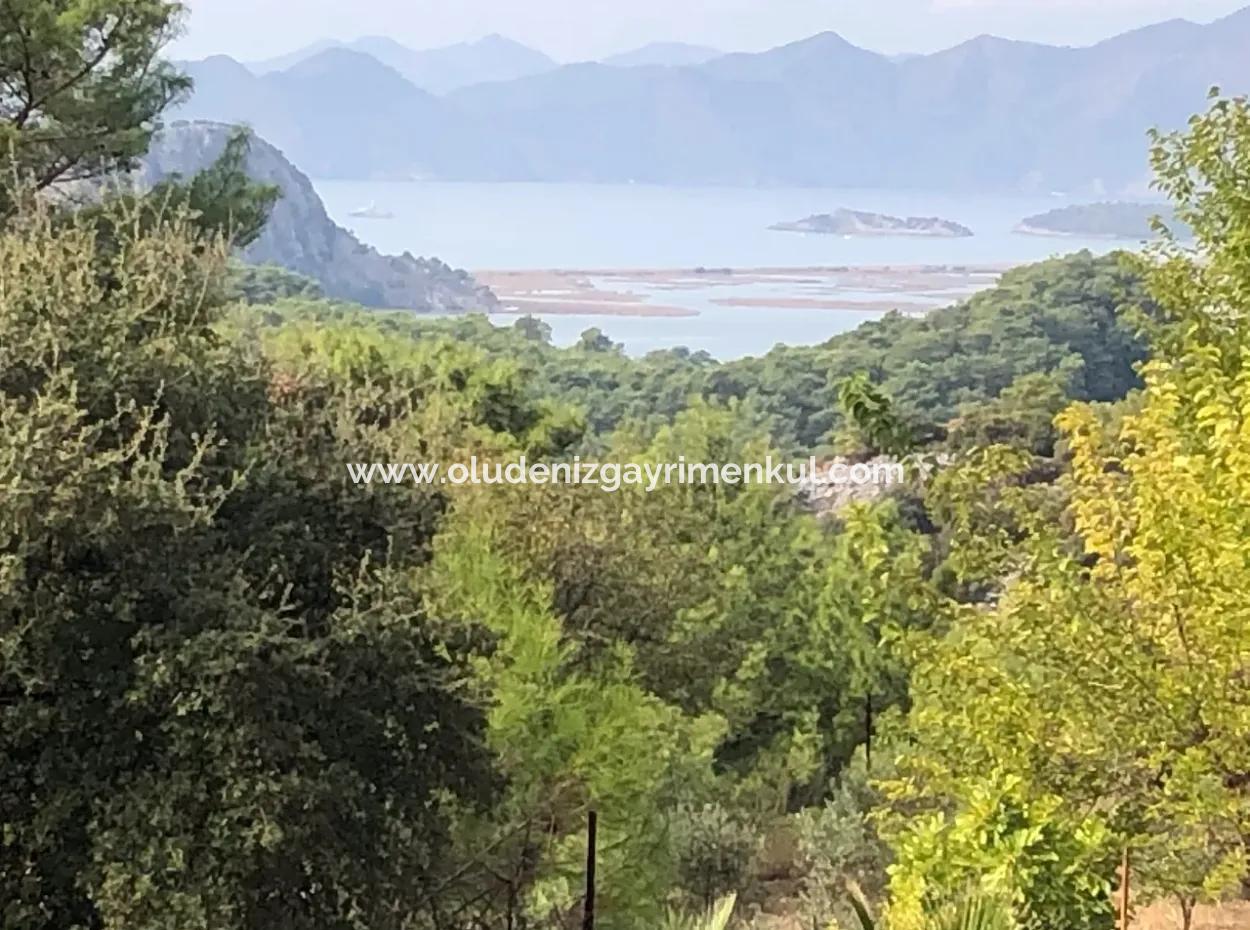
xmin=313 ymin=180 xmax=1132 ymax=360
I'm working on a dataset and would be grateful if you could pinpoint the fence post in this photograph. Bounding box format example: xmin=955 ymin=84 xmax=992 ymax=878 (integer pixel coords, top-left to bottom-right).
xmin=865 ymin=693 xmax=873 ymax=774
xmin=1119 ymin=846 xmax=1132 ymax=930
xmin=582 ymin=810 xmax=598 ymax=930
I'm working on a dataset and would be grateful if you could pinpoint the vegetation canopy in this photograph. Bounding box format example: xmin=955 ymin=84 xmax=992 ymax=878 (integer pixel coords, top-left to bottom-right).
xmin=2 ymin=4 xmax=1250 ymax=928
xmin=0 ymin=0 xmax=189 ymax=216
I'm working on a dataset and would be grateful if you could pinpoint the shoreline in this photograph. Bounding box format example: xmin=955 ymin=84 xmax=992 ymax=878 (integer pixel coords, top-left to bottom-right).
xmin=1012 ymin=223 xmax=1141 ymax=241
xmin=475 ymin=263 xmax=1011 ymax=319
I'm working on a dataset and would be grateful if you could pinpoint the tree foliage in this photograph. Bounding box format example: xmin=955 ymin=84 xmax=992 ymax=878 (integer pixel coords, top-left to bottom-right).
xmin=889 ymin=92 xmax=1250 ymax=919
xmin=3 ymin=9 xmax=1245 ymax=924
xmin=0 ymin=200 xmax=498 ymax=930
xmin=0 ymin=0 xmax=189 ymax=216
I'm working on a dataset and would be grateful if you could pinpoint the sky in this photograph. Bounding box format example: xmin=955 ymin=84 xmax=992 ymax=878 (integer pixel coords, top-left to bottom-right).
xmin=170 ymin=0 xmax=1249 ymax=62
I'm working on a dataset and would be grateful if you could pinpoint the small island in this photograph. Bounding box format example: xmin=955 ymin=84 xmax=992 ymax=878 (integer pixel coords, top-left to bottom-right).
xmin=1015 ymin=202 xmax=1188 ymax=240
xmin=769 ymin=208 xmax=974 ymax=238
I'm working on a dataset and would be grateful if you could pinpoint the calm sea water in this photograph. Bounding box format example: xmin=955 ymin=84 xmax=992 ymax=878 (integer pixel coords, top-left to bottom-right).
xmin=313 ymin=180 xmax=1126 ymax=359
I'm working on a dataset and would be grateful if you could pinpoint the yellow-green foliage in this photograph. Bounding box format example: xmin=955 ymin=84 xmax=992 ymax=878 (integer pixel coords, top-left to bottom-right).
xmin=883 ymin=773 xmax=1112 ymax=930
xmin=888 ymin=93 xmax=1250 ymax=921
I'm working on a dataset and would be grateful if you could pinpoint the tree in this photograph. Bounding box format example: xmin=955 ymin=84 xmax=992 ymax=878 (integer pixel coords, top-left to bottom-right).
xmin=71 ymin=127 xmax=281 ymax=258
xmin=577 ymin=326 xmax=621 ymax=353
xmin=0 ymin=198 xmax=493 ymax=929
xmin=145 ymin=128 xmax=280 ymax=248
xmin=423 ymin=514 xmax=722 ymax=930
xmin=884 ymin=773 xmax=1114 ymax=930
xmin=835 ymin=372 xmax=916 ymax=457
xmin=0 ymin=0 xmax=190 ymax=216
xmin=944 ymin=371 xmax=1072 ymax=457
xmin=514 ymin=314 xmax=553 ymax=344
xmin=888 ymin=92 xmax=1250 ymax=920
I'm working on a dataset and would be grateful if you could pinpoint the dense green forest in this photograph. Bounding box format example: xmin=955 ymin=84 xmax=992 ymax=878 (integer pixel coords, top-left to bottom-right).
xmin=3 ymin=4 xmax=1250 ymax=930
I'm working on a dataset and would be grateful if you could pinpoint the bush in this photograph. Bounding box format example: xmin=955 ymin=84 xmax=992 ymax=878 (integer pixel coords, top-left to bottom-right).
xmin=884 ymin=773 xmax=1115 ymax=930
xmin=670 ymin=803 xmax=762 ymax=907
xmin=794 ymin=759 xmax=891 ymax=930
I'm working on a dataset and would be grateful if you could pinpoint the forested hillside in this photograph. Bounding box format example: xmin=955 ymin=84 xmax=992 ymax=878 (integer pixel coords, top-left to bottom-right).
xmin=3 ymin=4 xmax=1250 ymax=930
xmin=271 ymin=249 xmax=1145 ymax=452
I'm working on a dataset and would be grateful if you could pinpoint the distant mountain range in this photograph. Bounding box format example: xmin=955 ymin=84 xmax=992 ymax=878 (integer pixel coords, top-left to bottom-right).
xmin=248 ymin=34 xmax=557 ymax=95
xmin=601 ymin=42 xmax=723 ymax=68
xmin=244 ymin=37 xmax=725 ymax=90
xmin=175 ymin=7 xmax=1250 ymax=192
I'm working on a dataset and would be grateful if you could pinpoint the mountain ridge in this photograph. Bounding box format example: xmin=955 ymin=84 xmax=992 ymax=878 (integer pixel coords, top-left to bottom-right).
xmin=602 ymin=42 xmax=723 ymax=68
xmin=178 ymin=6 xmax=1250 ymax=192
xmin=248 ymin=34 xmax=557 ymax=93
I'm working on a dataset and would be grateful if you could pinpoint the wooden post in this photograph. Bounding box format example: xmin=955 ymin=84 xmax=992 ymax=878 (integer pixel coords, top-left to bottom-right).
xmin=1119 ymin=846 xmax=1132 ymax=930
xmin=865 ymin=693 xmax=873 ymax=774
xmin=582 ymin=810 xmax=598 ymax=930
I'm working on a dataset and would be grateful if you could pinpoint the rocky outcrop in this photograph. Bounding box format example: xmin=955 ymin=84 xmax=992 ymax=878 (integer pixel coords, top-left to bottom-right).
xmin=137 ymin=121 xmax=497 ymax=313
xmin=770 ymin=208 xmax=973 ymax=238
xmin=797 ymin=454 xmax=951 ymax=517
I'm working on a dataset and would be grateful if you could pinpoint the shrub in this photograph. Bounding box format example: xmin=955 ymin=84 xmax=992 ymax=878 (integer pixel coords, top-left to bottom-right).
xmin=670 ymin=803 xmax=762 ymax=907
xmin=883 ymin=773 xmax=1114 ymax=930
xmin=794 ymin=759 xmax=891 ymax=930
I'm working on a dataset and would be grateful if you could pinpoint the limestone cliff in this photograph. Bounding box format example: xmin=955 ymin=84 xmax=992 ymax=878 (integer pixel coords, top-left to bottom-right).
xmin=138 ymin=121 xmax=497 ymax=313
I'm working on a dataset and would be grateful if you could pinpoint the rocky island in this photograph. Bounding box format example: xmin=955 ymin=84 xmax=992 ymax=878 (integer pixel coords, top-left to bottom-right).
xmin=769 ymin=208 xmax=974 ymax=238
xmin=1015 ymin=202 xmax=1189 ymax=241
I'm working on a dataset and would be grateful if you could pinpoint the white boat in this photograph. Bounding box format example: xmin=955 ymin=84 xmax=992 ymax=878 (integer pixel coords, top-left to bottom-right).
xmin=348 ymin=200 xmax=395 ymax=220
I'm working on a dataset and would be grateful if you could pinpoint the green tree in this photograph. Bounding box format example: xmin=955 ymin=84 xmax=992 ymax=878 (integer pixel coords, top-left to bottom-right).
xmin=424 ymin=514 xmax=722 ymax=930
xmin=0 ymin=0 xmax=189 ymax=216
xmin=514 ymin=314 xmax=553 ymax=343
xmin=835 ymin=372 xmax=918 ymax=457
xmin=944 ymin=372 xmax=1072 ymax=457
xmin=576 ymin=326 xmax=621 ymax=353
xmin=888 ymin=92 xmax=1250 ymax=920
xmin=0 ymin=200 xmax=492 ymax=929
xmin=145 ymin=128 xmax=280 ymax=248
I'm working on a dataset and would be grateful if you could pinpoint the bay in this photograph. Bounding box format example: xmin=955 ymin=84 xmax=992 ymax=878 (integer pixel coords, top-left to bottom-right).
xmin=313 ymin=180 xmax=1129 ymax=359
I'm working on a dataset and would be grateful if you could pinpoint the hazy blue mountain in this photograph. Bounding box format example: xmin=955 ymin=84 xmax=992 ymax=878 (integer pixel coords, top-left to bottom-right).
xmin=891 ymin=37 xmax=1078 ymax=189
xmin=247 ymin=40 xmax=338 ymax=74
xmin=248 ymin=34 xmax=556 ymax=93
xmin=176 ymin=55 xmax=296 ymax=139
xmin=175 ymin=49 xmax=502 ymax=179
xmin=262 ymin=49 xmax=449 ymax=177
xmin=602 ymin=42 xmax=723 ymax=67
xmin=178 ymin=6 xmax=1250 ymax=191
xmin=698 ymin=31 xmax=893 ymax=85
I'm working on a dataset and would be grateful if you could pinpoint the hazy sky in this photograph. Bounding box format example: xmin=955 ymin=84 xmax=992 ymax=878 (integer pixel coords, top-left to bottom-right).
xmin=170 ymin=0 xmax=1248 ymax=62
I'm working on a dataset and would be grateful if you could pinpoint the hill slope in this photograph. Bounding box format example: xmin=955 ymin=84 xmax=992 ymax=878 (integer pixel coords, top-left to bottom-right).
xmin=139 ymin=122 xmax=497 ymax=313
